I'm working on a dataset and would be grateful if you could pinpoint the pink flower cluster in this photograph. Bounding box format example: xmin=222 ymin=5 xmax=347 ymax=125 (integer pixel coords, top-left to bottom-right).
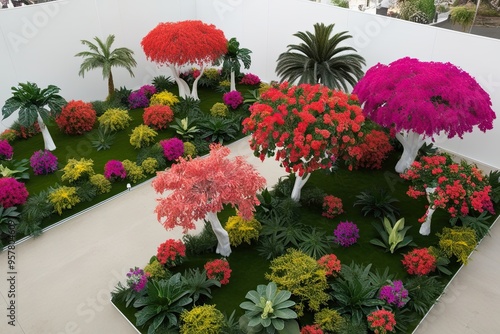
xmin=104 ymin=160 xmax=126 ymax=181
xmin=126 ymin=267 xmax=149 ymax=292
xmin=30 ymin=150 xmax=58 ymax=175
xmin=300 ymin=325 xmax=323 ymax=334
xmin=222 ymin=90 xmax=244 ymax=109
xmin=240 ymin=73 xmax=261 ymax=85
xmin=0 ymin=140 xmax=13 ymax=160
xmin=160 ymin=138 xmax=184 ymax=161
xmin=128 ymin=85 xmax=157 ymax=109
xmin=379 ymin=280 xmax=409 ymax=308
xmin=0 ymin=177 xmax=29 ymax=208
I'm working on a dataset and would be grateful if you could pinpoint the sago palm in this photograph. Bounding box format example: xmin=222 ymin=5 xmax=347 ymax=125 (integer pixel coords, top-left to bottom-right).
xmin=276 ymin=23 xmax=366 ymax=91
xmin=75 ymin=34 xmax=137 ymax=101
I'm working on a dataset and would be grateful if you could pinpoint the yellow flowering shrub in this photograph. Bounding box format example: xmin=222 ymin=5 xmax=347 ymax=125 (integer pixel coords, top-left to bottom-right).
xmin=219 ymin=80 xmax=230 ymax=90
xmin=90 ymin=174 xmax=111 ymax=194
xmin=180 ymin=305 xmax=224 ymax=334
xmin=265 ymin=248 xmax=329 ymax=316
xmin=144 ymin=259 xmax=169 ymax=280
xmin=141 ymin=157 xmax=159 ymax=175
xmin=225 ymin=215 xmax=261 ymax=247
xmin=314 ymin=308 xmax=344 ymax=333
xmin=183 ymin=142 xmax=197 ymax=158
xmin=122 ymin=160 xmax=145 ymax=184
xmin=98 ymin=108 xmax=132 ymax=131
xmin=48 ymin=186 xmax=80 ymax=215
xmin=437 ymin=227 xmax=477 ymax=264
xmin=129 ymin=125 xmax=157 ymax=149
xmin=258 ymin=82 xmax=272 ymax=95
xmin=61 ymin=158 xmax=95 ymax=183
xmin=210 ymin=102 xmax=229 ymax=118
xmin=203 ymin=68 xmax=220 ymax=81
xmin=149 ymin=91 xmax=179 ymax=107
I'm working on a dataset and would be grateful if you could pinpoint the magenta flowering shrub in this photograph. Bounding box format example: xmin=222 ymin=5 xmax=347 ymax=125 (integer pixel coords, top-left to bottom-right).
xmin=0 ymin=140 xmax=13 ymax=160
xmin=0 ymin=177 xmax=29 ymax=208
xmin=128 ymin=91 xmax=149 ymax=109
xmin=223 ymin=91 xmax=244 ymax=109
xmin=30 ymin=150 xmax=58 ymax=175
xmin=138 ymin=84 xmax=157 ymax=98
xmin=104 ymin=160 xmax=127 ymax=181
xmin=333 ymin=221 xmax=359 ymax=247
xmin=160 ymin=138 xmax=185 ymax=161
xmin=240 ymin=73 xmax=261 ymax=85
xmin=126 ymin=267 xmax=149 ymax=292
xmin=379 ymin=280 xmax=410 ymax=308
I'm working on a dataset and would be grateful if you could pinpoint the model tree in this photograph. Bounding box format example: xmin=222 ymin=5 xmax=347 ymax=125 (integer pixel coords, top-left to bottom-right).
xmin=215 ymin=37 xmax=252 ymax=91
xmin=242 ymin=82 xmax=365 ymax=202
xmin=152 ymin=144 xmax=266 ymax=257
xmin=353 ymin=57 xmax=496 ymax=173
xmin=141 ymin=20 xmax=227 ymax=100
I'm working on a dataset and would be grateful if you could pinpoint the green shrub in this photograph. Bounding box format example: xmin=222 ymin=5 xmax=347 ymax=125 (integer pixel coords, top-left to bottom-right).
xmin=76 ymin=182 xmax=97 ymax=202
xmin=19 ymin=189 xmax=52 ymax=237
xmin=182 ymin=221 xmax=218 ymax=256
xmin=183 ymin=142 xmax=197 ymax=158
xmin=152 ymin=75 xmax=175 ymax=92
xmin=122 ymin=160 xmax=145 ymax=184
xmin=150 ymin=91 xmax=179 ymax=106
xmin=48 ymin=185 xmax=80 ymax=215
xmin=144 ymin=258 xmax=169 ymax=280
xmin=353 ymin=188 xmax=400 ymax=222
xmin=437 ymin=226 xmax=477 ymax=264
xmin=314 ymin=308 xmax=345 ymax=333
xmin=300 ymin=187 xmax=327 ymax=209
xmin=180 ymin=305 xmax=224 ymax=334
xmin=405 ymin=276 xmax=444 ymax=316
xmin=137 ymin=144 xmax=167 ymax=171
xmin=182 ymin=268 xmax=221 ymax=304
xmin=129 ymin=124 xmax=157 ymax=149
xmin=400 ymin=0 xmax=436 ymax=23
xmin=98 ymin=108 xmax=131 ymax=131
xmin=141 ymin=157 xmax=159 ymax=175
xmin=265 ymin=248 xmax=329 ymax=317
xmin=331 ymin=0 xmax=349 ymax=8
xmin=91 ymin=99 xmax=122 ymax=116
xmin=87 ymin=125 xmax=116 ymax=151
xmin=89 ymin=174 xmax=112 ymax=194
xmin=450 ymin=4 xmax=476 ymax=31
xmin=210 ymin=102 xmax=229 ymax=117
xmin=172 ymin=97 xmax=202 ymax=119
xmin=225 ymin=215 xmax=261 ymax=247
xmin=61 ymin=158 xmax=95 ymax=184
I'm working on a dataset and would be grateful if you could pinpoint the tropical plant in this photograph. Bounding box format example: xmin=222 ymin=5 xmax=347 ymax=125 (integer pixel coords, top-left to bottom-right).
xmin=129 ymin=125 xmax=158 ymax=149
xmin=353 ymin=188 xmax=400 ymax=222
xmin=299 ymin=187 xmax=327 ymax=209
xmin=169 ymin=117 xmax=200 ymax=140
xmin=133 ymin=273 xmax=193 ymax=333
xmin=180 ymin=304 xmax=225 ymax=334
xmin=298 ymin=228 xmax=332 ymax=259
xmin=182 ymin=268 xmax=221 ymax=305
xmin=172 ymin=96 xmax=202 ymax=119
xmin=215 ymin=37 xmax=252 ymax=91
xmin=370 ymin=217 xmax=415 ymax=253
xmin=487 ymin=170 xmax=500 ymax=203
xmin=114 ymin=86 xmax=132 ymax=107
xmin=453 ymin=211 xmax=492 ymax=239
xmin=259 ymin=212 xmax=307 ymax=248
xmin=87 ymin=125 xmax=116 ymax=151
xmin=75 ymin=34 xmax=137 ymax=101
xmin=0 ymin=158 xmax=30 ymax=180
xmin=97 ymin=108 xmax=132 ymax=131
xmin=152 ymin=75 xmax=175 ymax=92
xmin=275 ymin=23 xmax=365 ymax=91
xmin=0 ymin=206 xmax=20 ymax=247
xmin=76 ymin=182 xmax=97 ymax=202
xmin=18 ymin=189 xmax=52 ymax=237
xmin=2 ymin=82 xmax=66 ymax=151
xmin=239 ymin=282 xmax=299 ymax=334
xmin=437 ymin=226 xmax=477 ymax=264
xmin=450 ymin=4 xmax=476 ymax=31
xmin=198 ymin=116 xmax=239 ymax=144
xmin=405 ymin=276 xmax=444 ymax=316
xmin=56 ymin=100 xmax=96 ymax=135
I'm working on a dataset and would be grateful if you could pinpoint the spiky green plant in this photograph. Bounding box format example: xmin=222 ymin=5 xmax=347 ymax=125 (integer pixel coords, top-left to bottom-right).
xmin=370 ymin=217 xmax=415 ymax=253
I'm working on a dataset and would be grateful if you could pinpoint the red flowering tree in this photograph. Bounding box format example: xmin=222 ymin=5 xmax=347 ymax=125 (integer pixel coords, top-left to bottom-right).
xmin=242 ymin=82 xmax=365 ymax=201
xmin=152 ymin=144 xmax=266 ymax=257
xmin=353 ymin=57 xmax=496 ymax=173
xmin=141 ymin=20 xmax=227 ymax=100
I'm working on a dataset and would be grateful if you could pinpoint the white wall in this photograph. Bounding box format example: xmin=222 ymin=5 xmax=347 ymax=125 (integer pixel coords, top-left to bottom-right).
xmin=0 ymin=0 xmax=499 ymax=168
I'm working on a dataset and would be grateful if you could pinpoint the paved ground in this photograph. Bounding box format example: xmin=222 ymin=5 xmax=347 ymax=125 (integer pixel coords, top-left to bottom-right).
xmin=0 ymin=138 xmax=499 ymax=333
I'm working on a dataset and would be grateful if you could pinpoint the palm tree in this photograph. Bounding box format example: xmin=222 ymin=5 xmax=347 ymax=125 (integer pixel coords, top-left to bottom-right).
xmin=275 ymin=23 xmax=366 ymax=91
xmin=75 ymin=34 xmax=137 ymax=101
xmin=215 ymin=37 xmax=252 ymax=91
xmin=2 ymin=82 xmax=66 ymax=151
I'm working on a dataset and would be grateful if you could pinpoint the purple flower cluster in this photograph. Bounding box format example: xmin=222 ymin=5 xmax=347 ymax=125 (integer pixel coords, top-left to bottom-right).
xmin=223 ymin=91 xmax=244 ymax=109
xmin=160 ymin=138 xmax=184 ymax=161
xmin=240 ymin=73 xmax=261 ymax=85
xmin=128 ymin=85 xmax=158 ymax=109
xmin=379 ymin=280 xmax=410 ymax=308
xmin=0 ymin=140 xmax=13 ymax=160
xmin=104 ymin=160 xmax=126 ymax=181
xmin=30 ymin=150 xmax=58 ymax=175
xmin=0 ymin=177 xmax=29 ymax=208
xmin=139 ymin=84 xmax=156 ymax=98
xmin=333 ymin=221 xmax=359 ymax=247
xmin=126 ymin=267 xmax=149 ymax=292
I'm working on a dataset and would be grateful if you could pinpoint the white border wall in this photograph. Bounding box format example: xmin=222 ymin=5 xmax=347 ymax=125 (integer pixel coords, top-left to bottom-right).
xmin=0 ymin=0 xmax=499 ymax=168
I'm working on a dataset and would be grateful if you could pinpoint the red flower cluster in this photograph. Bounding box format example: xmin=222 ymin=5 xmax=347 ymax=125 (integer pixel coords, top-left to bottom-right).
xmin=367 ymin=309 xmax=397 ymax=334
xmin=300 ymin=325 xmax=324 ymax=334
xmin=242 ymin=82 xmax=365 ymax=176
xmin=354 ymin=129 xmax=393 ymax=169
xmin=322 ymin=195 xmax=343 ymax=219
xmin=401 ymin=248 xmax=436 ymax=276
xmin=156 ymin=239 xmax=186 ymax=267
xmin=13 ymin=122 xmax=40 ymax=139
xmin=56 ymin=100 xmax=96 ymax=135
xmin=401 ymin=154 xmax=494 ymax=220
xmin=317 ymin=254 xmax=342 ymax=277
xmin=204 ymin=258 xmax=232 ymax=285
xmin=143 ymin=105 xmax=174 ymax=130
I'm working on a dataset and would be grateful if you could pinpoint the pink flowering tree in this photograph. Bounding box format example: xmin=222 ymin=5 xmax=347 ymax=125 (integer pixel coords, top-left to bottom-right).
xmin=141 ymin=20 xmax=227 ymax=100
xmin=242 ymin=82 xmax=365 ymax=201
xmin=353 ymin=57 xmax=496 ymax=173
xmin=152 ymin=144 xmax=266 ymax=257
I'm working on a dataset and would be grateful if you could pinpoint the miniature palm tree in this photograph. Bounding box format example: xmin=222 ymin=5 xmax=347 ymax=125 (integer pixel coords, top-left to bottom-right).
xmin=2 ymin=82 xmax=66 ymax=151
xmin=75 ymin=34 xmax=137 ymax=101
xmin=275 ymin=22 xmax=365 ymax=91
xmin=215 ymin=37 xmax=252 ymax=91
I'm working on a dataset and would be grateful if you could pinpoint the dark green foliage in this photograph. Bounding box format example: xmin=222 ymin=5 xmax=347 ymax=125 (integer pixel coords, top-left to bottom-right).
xmin=418 ymin=142 xmax=438 ymax=157
xmin=136 ymin=144 xmax=167 ymax=171
xmin=487 ymin=170 xmax=500 ymax=204
xmin=191 ymin=136 xmax=210 ymax=157
xmin=260 ymin=212 xmax=306 ymax=248
xmin=452 ymin=211 xmax=492 ymax=239
xmin=221 ymin=310 xmax=240 ymax=334
xmin=198 ymin=116 xmax=239 ymax=144
xmin=181 ymin=268 xmax=221 ymax=305
xmin=0 ymin=206 xmax=20 ymax=247
xmin=353 ymin=188 xmax=400 ymax=222
xmin=76 ymin=182 xmax=98 ymax=202
xmin=370 ymin=217 xmax=415 ymax=253
xmin=405 ymin=276 xmax=444 ymax=316
xmin=153 ymin=75 xmax=175 ymax=92
xmin=91 ymin=99 xmax=122 ymax=116
xmin=182 ymin=221 xmax=218 ymax=256
xmin=257 ymin=235 xmax=286 ymax=260
xmin=298 ymin=228 xmax=333 ymax=259
xmin=272 ymin=175 xmax=295 ymax=198
xmin=337 ymin=317 xmax=368 ymax=334
xmin=112 ymin=281 xmax=145 ymax=308
xmin=0 ymin=158 xmax=30 ymax=181
xmin=172 ymin=96 xmax=202 ymax=119
xmin=368 ymin=266 xmax=395 ymax=289
xmin=300 ymin=187 xmax=327 ymax=209
xmin=19 ymin=189 xmax=53 ymax=237
xmin=87 ymin=125 xmax=116 ymax=151
xmin=113 ymin=86 xmax=132 ymax=108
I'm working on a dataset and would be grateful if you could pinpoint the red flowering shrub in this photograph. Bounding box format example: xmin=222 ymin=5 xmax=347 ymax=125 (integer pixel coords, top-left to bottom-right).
xmin=322 ymin=195 xmax=343 ymax=219
xmin=11 ymin=122 xmax=40 ymax=139
xmin=317 ymin=254 xmax=341 ymax=277
xmin=0 ymin=177 xmax=29 ymax=208
xmin=240 ymin=73 xmax=261 ymax=85
xmin=301 ymin=325 xmax=324 ymax=334
xmin=156 ymin=239 xmax=186 ymax=267
xmin=355 ymin=129 xmax=393 ymax=169
xmin=367 ymin=309 xmax=396 ymax=334
xmin=143 ymin=105 xmax=174 ymax=130
xmin=204 ymin=258 xmax=232 ymax=285
xmin=56 ymin=100 xmax=96 ymax=135
xmin=401 ymin=248 xmax=437 ymax=276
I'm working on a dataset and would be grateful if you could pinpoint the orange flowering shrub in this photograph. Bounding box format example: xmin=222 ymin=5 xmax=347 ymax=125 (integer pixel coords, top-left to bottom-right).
xmin=143 ymin=105 xmax=174 ymax=130
xmin=56 ymin=100 xmax=96 ymax=135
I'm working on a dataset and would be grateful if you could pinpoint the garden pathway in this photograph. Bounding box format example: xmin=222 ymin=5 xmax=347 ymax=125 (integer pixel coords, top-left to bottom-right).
xmin=0 ymin=138 xmax=499 ymax=334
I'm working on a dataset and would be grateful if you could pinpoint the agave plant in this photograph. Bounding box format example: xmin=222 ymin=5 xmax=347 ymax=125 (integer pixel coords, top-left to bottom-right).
xmin=353 ymin=188 xmax=399 ymax=222
xmin=198 ymin=116 xmax=239 ymax=144
xmin=239 ymin=282 xmax=300 ymax=334
xmin=169 ymin=117 xmax=200 ymax=140
xmin=370 ymin=217 xmax=415 ymax=253
xmin=86 ymin=125 xmax=116 ymax=151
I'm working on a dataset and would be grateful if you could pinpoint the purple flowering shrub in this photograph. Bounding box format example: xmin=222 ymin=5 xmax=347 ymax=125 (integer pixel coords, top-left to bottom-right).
xmin=0 ymin=140 xmax=13 ymax=160
xmin=139 ymin=85 xmax=156 ymax=98
xmin=0 ymin=177 xmax=29 ymax=208
xmin=223 ymin=91 xmax=244 ymax=109
xmin=379 ymin=280 xmax=410 ymax=308
xmin=333 ymin=221 xmax=359 ymax=247
xmin=240 ymin=73 xmax=261 ymax=85
xmin=30 ymin=150 xmax=58 ymax=175
xmin=104 ymin=160 xmax=127 ymax=181
xmin=160 ymin=138 xmax=184 ymax=161
xmin=128 ymin=91 xmax=149 ymax=109
xmin=126 ymin=267 xmax=149 ymax=292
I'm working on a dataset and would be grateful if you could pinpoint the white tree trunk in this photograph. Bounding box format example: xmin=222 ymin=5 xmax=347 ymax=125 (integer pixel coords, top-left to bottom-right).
xmin=395 ymin=130 xmax=425 ymax=173
xmin=291 ymin=173 xmax=311 ymax=202
xmin=37 ymin=115 xmax=56 ymax=151
xmin=230 ymin=71 xmax=236 ymax=92
xmin=205 ymin=211 xmax=231 ymax=257
xmin=190 ymin=65 xmax=205 ymax=101
xmin=169 ymin=64 xmax=191 ymax=99
xmin=420 ymin=187 xmax=437 ymax=236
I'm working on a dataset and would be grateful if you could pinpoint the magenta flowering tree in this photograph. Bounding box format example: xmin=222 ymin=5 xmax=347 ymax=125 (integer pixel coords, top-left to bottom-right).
xmin=222 ymin=91 xmax=244 ymax=109
xmin=0 ymin=177 xmax=29 ymax=208
xmin=104 ymin=160 xmax=126 ymax=181
xmin=160 ymin=138 xmax=184 ymax=161
xmin=0 ymin=140 xmax=13 ymax=160
xmin=353 ymin=57 xmax=496 ymax=173
xmin=30 ymin=150 xmax=58 ymax=175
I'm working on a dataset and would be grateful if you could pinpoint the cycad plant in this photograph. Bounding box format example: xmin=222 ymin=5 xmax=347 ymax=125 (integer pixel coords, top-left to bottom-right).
xmin=215 ymin=37 xmax=252 ymax=91
xmin=75 ymin=34 xmax=137 ymax=101
xmin=275 ymin=23 xmax=365 ymax=91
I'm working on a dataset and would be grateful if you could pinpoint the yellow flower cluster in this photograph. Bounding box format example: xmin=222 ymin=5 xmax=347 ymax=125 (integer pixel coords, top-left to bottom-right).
xmin=180 ymin=305 xmax=224 ymax=334
xmin=98 ymin=108 xmax=132 ymax=131
xmin=149 ymin=91 xmax=179 ymax=107
xmin=61 ymin=158 xmax=95 ymax=183
xmin=129 ymin=125 xmax=157 ymax=149
xmin=225 ymin=215 xmax=261 ymax=247
xmin=48 ymin=186 xmax=80 ymax=215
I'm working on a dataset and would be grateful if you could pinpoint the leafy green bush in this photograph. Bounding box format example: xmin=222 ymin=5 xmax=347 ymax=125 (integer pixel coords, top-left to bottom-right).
xmin=152 ymin=75 xmax=175 ymax=92
xmin=299 ymin=187 xmax=327 ymax=209
xmin=405 ymin=276 xmax=444 ymax=316
xmin=87 ymin=125 xmax=116 ymax=151
xmin=89 ymin=174 xmax=111 ymax=194
xmin=98 ymin=108 xmax=132 ymax=131
xmin=182 ymin=221 xmax=218 ymax=256
xmin=0 ymin=206 xmax=20 ymax=247
xmin=353 ymin=188 xmax=399 ymax=222
xmin=136 ymin=144 xmax=167 ymax=171
xmin=181 ymin=268 xmax=221 ymax=305
xmin=122 ymin=160 xmax=145 ymax=184
xmin=450 ymin=4 xmax=476 ymax=31
xmin=198 ymin=116 xmax=239 ymax=144
xmin=141 ymin=157 xmax=159 ymax=175
xmin=210 ymin=102 xmax=229 ymax=117
xmin=61 ymin=158 xmax=95 ymax=184
xmin=298 ymin=228 xmax=332 ymax=259
xmin=19 ymin=190 xmax=53 ymax=237
xmin=180 ymin=304 xmax=224 ymax=334
xmin=48 ymin=185 xmax=81 ymax=215
xmin=225 ymin=215 xmax=261 ymax=247
xmin=76 ymin=182 xmax=97 ymax=202
xmin=183 ymin=142 xmax=197 ymax=158
xmin=172 ymin=96 xmax=202 ymax=119
xmin=314 ymin=308 xmax=345 ymax=333
xmin=129 ymin=124 xmax=157 ymax=149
